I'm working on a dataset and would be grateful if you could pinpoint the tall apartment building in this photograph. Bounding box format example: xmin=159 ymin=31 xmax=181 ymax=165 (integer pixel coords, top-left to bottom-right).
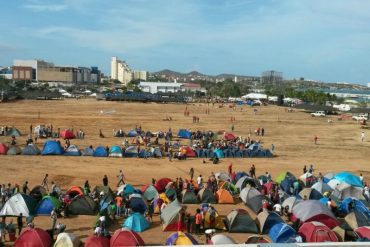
xmin=111 ymin=56 xmax=147 ymax=85
xmin=261 ymin=70 xmax=283 ymax=85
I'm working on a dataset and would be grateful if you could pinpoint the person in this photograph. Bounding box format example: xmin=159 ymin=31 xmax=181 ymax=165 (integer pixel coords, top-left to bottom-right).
xmin=364 ymin=183 xmax=370 ymax=200
xmin=208 ymin=205 xmax=216 ymax=228
xmin=168 ymin=147 xmax=173 ymax=162
xmin=147 ymin=201 xmax=154 ymax=223
xmin=303 ymin=165 xmax=307 ymax=174
xmin=41 ymin=174 xmax=49 ymax=191
xmin=6 ymin=220 xmax=16 ymax=241
xmin=84 ymin=180 xmax=91 ymax=195
xmin=360 ymin=173 xmax=364 ymax=185
xmin=314 ymin=135 xmax=318 ymax=144
xmin=0 ymin=218 xmax=5 ymax=243
xmin=17 ymin=213 xmax=23 ymax=236
xmin=115 ymin=195 xmax=123 ymax=217
xmin=273 ymin=203 xmax=282 ymax=216
xmin=293 ymin=180 xmax=300 ymax=195
xmin=50 ymin=209 xmax=58 ymax=237
xmin=189 ymin=168 xmax=194 ymax=180
xmin=271 ymin=143 xmax=275 ymax=153
xmin=197 ymin=175 xmax=203 ymax=189
xmin=228 ymin=163 xmax=233 ymax=175
xmin=361 ymin=132 xmax=365 ymax=142
xmin=194 ymin=209 xmax=203 ymax=234
xmin=308 ymin=164 xmax=314 ymax=174
xmin=102 ymin=175 xmax=108 ymax=186
xmin=50 ymin=181 xmax=57 ymax=196
xmin=117 ymin=170 xmax=125 ymax=187
xmin=265 ymin=171 xmax=272 ymax=181
xmin=22 ymin=181 xmax=30 ymax=194
xmin=250 ymin=164 xmax=256 ymax=178
xmin=231 ymin=124 xmax=234 ymax=132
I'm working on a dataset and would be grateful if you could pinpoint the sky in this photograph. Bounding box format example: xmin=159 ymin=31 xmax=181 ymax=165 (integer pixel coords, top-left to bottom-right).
xmin=1 ymin=0 xmax=370 ymax=84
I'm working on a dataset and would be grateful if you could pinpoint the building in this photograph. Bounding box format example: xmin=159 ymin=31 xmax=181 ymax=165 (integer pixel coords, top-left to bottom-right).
xmin=139 ymin=81 xmax=183 ymax=94
xmin=111 ymin=56 xmax=147 ymax=85
xmin=12 ymin=66 xmax=34 ymax=80
xmin=0 ymin=67 xmax=13 ymax=79
xmin=261 ymin=70 xmax=283 ymax=85
xmin=182 ymin=83 xmax=207 ymax=94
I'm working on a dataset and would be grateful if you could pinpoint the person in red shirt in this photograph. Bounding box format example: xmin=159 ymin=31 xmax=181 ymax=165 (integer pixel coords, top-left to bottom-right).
xmin=228 ymin=163 xmax=233 ymax=175
xmin=195 ymin=209 xmax=203 ymax=234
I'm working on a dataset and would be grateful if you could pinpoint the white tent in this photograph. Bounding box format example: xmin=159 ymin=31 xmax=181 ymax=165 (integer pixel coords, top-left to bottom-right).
xmin=241 ymin=93 xmax=267 ymax=100
xmin=54 ymin=233 xmax=80 ymax=247
xmin=0 ymin=193 xmax=35 ymax=217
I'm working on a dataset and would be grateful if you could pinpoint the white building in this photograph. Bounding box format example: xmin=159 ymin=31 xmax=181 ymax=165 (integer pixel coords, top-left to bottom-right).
xmin=139 ymin=81 xmax=183 ymax=94
xmin=111 ymin=56 xmax=147 ymax=85
xmin=0 ymin=67 xmax=12 ymax=79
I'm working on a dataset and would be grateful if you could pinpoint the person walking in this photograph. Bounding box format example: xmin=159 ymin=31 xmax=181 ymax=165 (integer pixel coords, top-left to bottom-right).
xmin=84 ymin=180 xmax=91 ymax=195
xmin=41 ymin=174 xmax=49 ymax=192
xmin=168 ymin=147 xmax=173 ymax=162
xmin=117 ymin=170 xmax=125 ymax=187
xmin=189 ymin=168 xmax=194 ymax=180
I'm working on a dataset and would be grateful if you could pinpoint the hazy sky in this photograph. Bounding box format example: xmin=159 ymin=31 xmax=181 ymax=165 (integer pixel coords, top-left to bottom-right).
xmin=1 ymin=0 xmax=370 ymax=84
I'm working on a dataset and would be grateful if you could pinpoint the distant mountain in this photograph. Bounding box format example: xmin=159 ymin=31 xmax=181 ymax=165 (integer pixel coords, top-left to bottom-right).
xmin=153 ymin=69 xmax=185 ymax=77
xmin=186 ymin=71 xmax=205 ymax=77
xmin=152 ymin=69 xmax=257 ymax=79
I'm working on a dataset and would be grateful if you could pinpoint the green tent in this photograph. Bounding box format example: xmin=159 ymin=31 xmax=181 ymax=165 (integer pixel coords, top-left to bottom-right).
xmin=224 ymin=209 xmax=259 ymax=233
xmin=7 ymin=146 xmax=22 ymax=155
xmin=6 ymin=128 xmax=21 ymax=137
xmin=181 ymin=190 xmax=199 ymax=204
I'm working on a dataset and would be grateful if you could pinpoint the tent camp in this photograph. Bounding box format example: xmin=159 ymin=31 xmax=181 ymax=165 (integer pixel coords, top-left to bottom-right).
xmin=197 ymin=188 xmax=217 ymax=204
xmin=68 ymin=195 xmax=97 ymax=215
xmin=182 ymin=190 xmax=199 ymax=204
xmin=127 ymin=129 xmax=138 ymax=137
xmin=41 ymin=140 xmax=64 ymax=155
xmin=160 ymin=199 xmax=186 ymax=231
xmin=292 ymin=200 xmax=339 ymax=228
xmin=123 ymin=212 xmax=150 ymax=232
xmin=60 ymin=129 xmax=76 ymax=139
xmin=109 ymin=145 xmax=123 ymax=157
xmin=257 ymin=210 xmax=284 ymax=234
xmin=224 ymin=209 xmax=259 ymax=233
xmin=6 ymin=127 xmax=21 ymax=137
xmin=110 ymin=228 xmax=145 ymax=246
xmin=142 ymin=185 xmax=159 ymax=201
xmin=81 ymin=146 xmax=94 ymax=156
xmin=124 ymin=145 xmax=139 ymax=157
xmin=84 ymin=235 xmax=110 ymax=247
xmin=0 ymin=193 xmax=37 ymax=217
xmin=93 ymin=145 xmax=108 ymax=157
xmin=268 ymin=223 xmax=297 ymax=243
xmin=216 ymin=189 xmax=234 ymax=204
xmin=166 ymin=231 xmax=198 ymax=245
xmin=178 ymin=129 xmax=192 ymax=139
xmin=54 ymin=232 xmax=80 ymax=247
xmin=298 ymin=221 xmax=338 ymax=242
xmin=14 ymin=227 xmax=52 ymax=247
xmin=0 ymin=143 xmax=8 ymax=154
xmin=7 ymin=145 xmax=22 ymax=155
xmin=36 ymin=196 xmax=61 ymax=215
xmin=63 ymin=144 xmax=81 ymax=156
xmin=210 ymin=234 xmax=236 ymax=245
xmin=22 ymin=144 xmax=41 ymax=155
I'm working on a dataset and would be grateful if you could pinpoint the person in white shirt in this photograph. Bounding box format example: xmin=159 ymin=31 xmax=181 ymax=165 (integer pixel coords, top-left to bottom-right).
xmin=273 ymin=203 xmax=282 ymax=215
xmin=197 ymin=175 xmax=203 ymax=189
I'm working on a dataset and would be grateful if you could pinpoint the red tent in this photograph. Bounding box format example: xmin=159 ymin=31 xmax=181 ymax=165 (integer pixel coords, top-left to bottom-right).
xmin=0 ymin=143 xmax=8 ymax=155
xmin=60 ymin=129 xmax=76 ymax=139
xmin=155 ymin=178 xmax=172 ymax=193
xmin=15 ymin=227 xmax=52 ymax=247
xmin=179 ymin=146 xmax=196 ymax=157
xmin=355 ymin=226 xmax=370 ymax=239
xmin=224 ymin=132 xmax=236 ymax=141
xmin=84 ymin=235 xmax=110 ymax=247
xmin=110 ymin=229 xmax=145 ymax=246
xmin=298 ymin=222 xmax=338 ymax=242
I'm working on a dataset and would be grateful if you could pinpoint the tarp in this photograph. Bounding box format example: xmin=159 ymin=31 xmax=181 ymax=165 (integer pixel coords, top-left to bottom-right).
xmin=36 ymin=196 xmax=61 ymax=215
xmin=160 ymin=199 xmax=185 ymax=231
xmin=0 ymin=193 xmax=37 ymax=217
xmin=109 ymin=145 xmax=123 ymax=157
xmin=14 ymin=227 xmax=52 ymax=247
xmin=298 ymin=221 xmax=338 ymax=242
xmin=123 ymin=212 xmax=150 ymax=232
xmin=63 ymin=144 xmax=81 ymax=156
xmin=177 ymin=129 xmax=192 ymax=139
xmin=93 ymin=145 xmax=108 ymax=157
xmin=54 ymin=232 xmax=80 ymax=247
xmin=257 ymin=210 xmax=284 ymax=234
xmin=224 ymin=209 xmax=259 ymax=233
xmin=269 ymin=223 xmax=297 ymax=243
xmin=84 ymin=235 xmax=110 ymax=247
xmin=110 ymin=228 xmax=145 ymax=246
xmin=41 ymin=140 xmax=64 ymax=155
xmin=166 ymin=231 xmax=198 ymax=245
xmin=22 ymin=144 xmax=41 ymax=155
xmin=60 ymin=129 xmax=76 ymax=139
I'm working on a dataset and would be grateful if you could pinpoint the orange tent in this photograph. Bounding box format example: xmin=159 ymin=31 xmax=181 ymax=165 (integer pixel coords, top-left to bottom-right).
xmin=66 ymin=186 xmax=84 ymax=198
xmin=216 ymin=189 xmax=234 ymax=204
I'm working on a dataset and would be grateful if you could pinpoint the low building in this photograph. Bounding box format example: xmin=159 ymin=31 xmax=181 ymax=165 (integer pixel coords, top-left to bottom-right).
xmin=0 ymin=67 xmax=13 ymax=80
xmin=182 ymin=83 xmax=207 ymax=94
xmin=12 ymin=66 xmax=34 ymax=80
xmin=139 ymin=81 xmax=183 ymax=94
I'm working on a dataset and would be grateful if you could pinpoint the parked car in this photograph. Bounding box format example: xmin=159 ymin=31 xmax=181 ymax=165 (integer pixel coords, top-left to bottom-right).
xmin=311 ymin=111 xmax=326 ymax=117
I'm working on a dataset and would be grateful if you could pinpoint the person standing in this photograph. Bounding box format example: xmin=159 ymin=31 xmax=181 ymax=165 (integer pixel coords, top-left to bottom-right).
xmin=314 ymin=136 xmax=318 ymax=144
xmin=103 ymin=175 xmax=108 ymax=186
xmin=194 ymin=209 xmax=203 ymax=234
xmin=250 ymin=164 xmax=256 ymax=178
xmin=303 ymin=165 xmax=307 ymax=174
xmin=361 ymin=132 xmax=365 ymax=142
xmin=17 ymin=213 xmax=23 ymax=236
xmin=189 ymin=168 xmax=194 ymax=180
xmin=228 ymin=163 xmax=233 ymax=175
xmin=117 ymin=170 xmax=125 ymax=187
xmin=84 ymin=180 xmax=91 ymax=195
xmin=168 ymin=147 xmax=173 ymax=162
xmin=50 ymin=209 xmax=57 ymax=237
xmin=41 ymin=174 xmax=49 ymax=192
xmin=22 ymin=181 xmax=30 ymax=194
xmin=197 ymin=175 xmax=203 ymax=190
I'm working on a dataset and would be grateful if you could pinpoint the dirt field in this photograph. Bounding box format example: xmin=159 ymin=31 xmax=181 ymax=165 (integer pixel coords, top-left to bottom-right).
xmin=0 ymin=99 xmax=368 ymax=245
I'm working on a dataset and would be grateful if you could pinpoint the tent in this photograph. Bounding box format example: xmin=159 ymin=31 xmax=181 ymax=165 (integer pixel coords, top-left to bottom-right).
xmin=14 ymin=227 xmax=52 ymax=247
xmin=155 ymin=178 xmax=172 ymax=193
xmin=130 ymin=195 xmax=148 ymax=214
xmin=240 ymin=186 xmax=260 ymax=203
xmin=93 ymin=145 xmax=108 ymax=157
xmin=84 ymin=235 xmax=110 ymax=247
xmin=299 ymin=172 xmax=315 ymax=185
xmin=240 ymin=187 xmax=271 ymax=214
xmin=60 ymin=129 xmax=76 ymax=139
xmin=54 ymin=232 xmax=80 ymax=247
xmin=0 ymin=143 xmax=8 ymax=154
xmin=36 ymin=196 xmax=61 ymax=215
xmin=63 ymin=144 xmax=81 ymax=156
xmin=166 ymin=231 xmax=198 ymax=245
xmin=197 ymin=188 xmax=216 ymax=204
xmin=66 ymin=186 xmax=84 ymax=198
xmin=41 ymin=140 xmax=64 ymax=155
xmin=93 ymin=186 xmax=114 ymax=203
xmin=177 ymin=129 xmax=192 ymax=139
xmin=203 ymin=207 xmax=225 ymax=230
xmin=282 ymin=196 xmax=302 ymax=213
xmin=127 ymin=129 xmax=138 ymax=137
xmin=277 ymin=172 xmax=297 ymax=195
xmin=311 ymin=181 xmax=333 ymax=194
xmin=181 ymin=190 xmax=199 ymax=204
xmin=117 ymin=184 xmax=135 ymax=199
xmin=298 ymin=221 xmax=338 ymax=242
xmin=268 ymin=223 xmax=297 ymax=243
xmin=165 ymin=188 xmax=177 ymax=201
xmin=210 ymin=234 xmax=236 ymax=245
xmin=224 ymin=209 xmax=259 ymax=233
xmin=22 ymin=144 xmax=41 ymax=155
xmin=214 ymin=171 xmax=231 ymax=182
xmin=236 ymin=172 xmax=249 ymax=181
xmin=218 ymin=181 xmax=238 ymax=195
xmin=7 ymin=145 xmax=22 ymax=155
xmin=344 ymin=210 xmax=370 ymax=230
xmin=81 ymin=147 xmax=94 ymax=156
xmin=339 ymin=197 xmax=370 ymax=216
xmin=354 ymin=226 xmax=370 ymax=240
xmin=110 ymin=228 xmax=145 ymax=246
xmin=6 ymin=127 xmax=21 ymax=137
xmin=257 ymin=210 xmax=284 ymax=234
xmin=30 ymin=185 xmax=47 ymax=201
xmin=216 ymin=189 xmax=234 ymax=204
xmin=151 ymin=147 xmax=162 ymax=158
xmin=123 ymin=212 xmax=150 ymax=232
xmin=0 ymin=193 xmax=37 ymax=217
xmin=124 ymin=145 xmax=138 ymax=157
xmin=68 ymin=195 xmax=97 ymax=215
xmin=160 ymin=199 xmax=185 ymax=231
xmin=142 ymin=185 xmax=159 ymax=201
xmin=179 ymin=146 xmax=196 ymax=158
xmin=292 ymin=200 xmax=339 ymax=228
xmin=109 ymin=145 xmax=123 ymax=157
xmin=328 ymin=179 xmax=364 ymax=201
xmin=334 ymin=172 xmax=363 ymax=188
xmin=213 ymin=149 xmax=224 ymax=159
xmin=224 ymin=132 xmax=236 ymax=141
xmin=245 ymin=235 xmax=270 ymax=243
xmin=299 ymin=188 xmax=323 ymax=200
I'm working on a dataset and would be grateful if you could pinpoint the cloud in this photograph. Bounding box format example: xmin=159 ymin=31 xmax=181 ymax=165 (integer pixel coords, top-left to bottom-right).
xmin=23 ymin=3 xmax=67 ymax=12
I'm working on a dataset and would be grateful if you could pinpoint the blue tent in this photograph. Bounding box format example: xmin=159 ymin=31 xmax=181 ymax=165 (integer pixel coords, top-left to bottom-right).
xmin=235 ymin=172 xmax=248 ymax=181
xmin=124 ymin=146 xmax=138 ymax=157
xmin=64 ymin=145 xmax=81 ymax=156
xmin=151 ymin=147 xmax=162 ymax=158
xmin=22 ymin=144 xmax=41 ymax=155
xmin=334 ymin=172 xmax=363 ymax=187
xmin=177 ymin=129 xmax=191 ymax=139
xmin=130 ymin=196 xmax=147 ymax=214
xmin=138 ymin=149 xmax=153 ymax=158
xmin=258 ymin=211 xmax=284 ymax=234
xmin=109 ymin=145 xmax=123 ymax=157
xmin=35 ymin=196 xmax=61 ymax=216
xmin=127 ymin=130 xmax=138 ymax=137
xmin=93 ymin=146 xmax=108 ymax=157
xmin=339 ymin=198 xmax=370 ymax=216
xmin=122 ymin=184 xmax=135 ymax=198
xmin=319 ymin=197 xmax=330 ymax=206
xmin=213 ymin=148 xmax=224 ymax=158
xmin=123 ymin=212 xmax=150 ymax=232
xmin=41 ymin=140 xmax=64 ymax=155
xmin=81 ymin=147 xmax=94 ymax=156
xmin=269 ymin=223 xmax=297 ymax=243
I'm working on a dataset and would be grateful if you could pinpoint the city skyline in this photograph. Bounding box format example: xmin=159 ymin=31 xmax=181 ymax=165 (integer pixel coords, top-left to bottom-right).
xmin=1 ymin=0 xmax=370 ymax=84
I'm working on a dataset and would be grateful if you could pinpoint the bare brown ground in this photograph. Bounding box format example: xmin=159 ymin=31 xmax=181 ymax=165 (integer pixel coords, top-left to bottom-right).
xmin=0 ymin=99 xmax=369 ymax=245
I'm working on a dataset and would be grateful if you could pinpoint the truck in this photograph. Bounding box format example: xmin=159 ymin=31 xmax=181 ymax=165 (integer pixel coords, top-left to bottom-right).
xmin=311 ymin=111 xmax=326 ymax=117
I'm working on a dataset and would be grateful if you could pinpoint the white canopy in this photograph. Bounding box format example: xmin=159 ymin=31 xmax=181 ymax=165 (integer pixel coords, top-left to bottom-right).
xmin=241 ymin=93 xmax=267 ymax=100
